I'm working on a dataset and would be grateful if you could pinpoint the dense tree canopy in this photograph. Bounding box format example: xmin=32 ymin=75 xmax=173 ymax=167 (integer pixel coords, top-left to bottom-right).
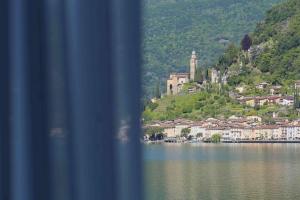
xmin=142 ymin=0 xmax=285 ymax=97
xmin=143 ymin=0 xmax=300 ymax=123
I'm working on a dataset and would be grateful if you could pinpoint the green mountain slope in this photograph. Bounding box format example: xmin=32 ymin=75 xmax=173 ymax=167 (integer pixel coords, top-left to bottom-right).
xmin=143 ymin=0 xmax=300 ymax=122
xmin=142 ymin=0 xmax=284 ymax=96
xmin=222 ymin=0 xmax=300 ymax=87
xmin=252 ymin=0 xmax=300 ymax=82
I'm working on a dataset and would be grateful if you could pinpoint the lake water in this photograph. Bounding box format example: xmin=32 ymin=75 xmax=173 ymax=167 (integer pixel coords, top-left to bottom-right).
xmin=144 ymin=143 xmax=300 ymax=200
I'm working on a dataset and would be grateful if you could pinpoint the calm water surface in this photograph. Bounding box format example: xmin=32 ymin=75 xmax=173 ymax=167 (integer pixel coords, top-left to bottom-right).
xmin=144 ymin=143 xmax=300 ymax=200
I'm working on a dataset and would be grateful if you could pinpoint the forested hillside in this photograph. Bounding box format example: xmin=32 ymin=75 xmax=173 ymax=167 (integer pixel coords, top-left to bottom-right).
xmin=143 ymin=0 xmax=300 ymax=122
xmin=221 ymin=0 xmax=300 ymax=87
xmin=142 ymin=0 xmax=284 ymax=96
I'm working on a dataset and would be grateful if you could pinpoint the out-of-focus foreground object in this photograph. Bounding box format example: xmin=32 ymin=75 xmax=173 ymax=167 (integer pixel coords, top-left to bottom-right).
xmin=0 ymin=0 xmax=142 ymax=200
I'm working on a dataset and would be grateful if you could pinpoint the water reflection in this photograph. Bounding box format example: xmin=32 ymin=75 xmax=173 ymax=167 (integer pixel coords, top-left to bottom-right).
xmin=144 ymin=144 xmax=300 ymax=200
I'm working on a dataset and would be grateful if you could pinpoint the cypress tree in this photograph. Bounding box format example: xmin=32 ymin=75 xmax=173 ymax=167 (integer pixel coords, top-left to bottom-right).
xmin=155 ymin=81 xmax=161 ymax=99
xmin=294 ymin=87 xmax=299 ymax=109
xmin=241 ymin=34 xmax=252 ymax=51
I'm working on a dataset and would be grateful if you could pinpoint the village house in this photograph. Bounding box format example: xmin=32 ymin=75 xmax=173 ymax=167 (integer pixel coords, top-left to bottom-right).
xmin=235 ymin=85 xmax=245 ymax=94
xmin=241 ymin=97 xmax=256 ymax=107
xmin=239 ymin=95 xmax=292 ymax=107
xmin=267 ymin=96 xmax=282 ymax=105
xmin=270 ymin=85 xmax=282 ymax=95
xmin=246 ymin=116 xmax=262 ymax=123
xmin=295 ymin=80 xmax=300 ymax=89
xmin=256 ymin=82 xmax=269 ymax=90
xmin=227 ymin=117 xmax=249 ymax=126
xmin=278 ymin=96 xmax=294 ymax=106
xmin=257 ymin=97 xmax=269 ymax=106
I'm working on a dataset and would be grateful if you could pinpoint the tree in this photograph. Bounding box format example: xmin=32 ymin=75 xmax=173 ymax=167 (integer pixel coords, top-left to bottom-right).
xmin=187 ymin=135 xmax=193 ymax=141
xmin=218 ymin=43 xmax=239 ymax=70
xmin=294 ymin=87 xmax=300 ymax=109
xmin=181 ymin=128 xmax=191 ymax=138
xmin=144 ymin=127 xmax=163 ymax=136
xmin=155 ymin=80 xmax=161 ymax=99
xmin=204 ymin=68 xmax=209 ymax=81
xmin=195 ymin=68 xmax=203 ymax=83
xmin=148 ymin=101 xmax=158 ymax=111
xmin=144 ymin=127 xmax=165 ymax=141
xmin=241 ymin=34 xmax=252 ymax=51
xmin=211 ymin=134 xmax=221 ymax=143
xmin=196 ymin=133 xmax=203 ymax=138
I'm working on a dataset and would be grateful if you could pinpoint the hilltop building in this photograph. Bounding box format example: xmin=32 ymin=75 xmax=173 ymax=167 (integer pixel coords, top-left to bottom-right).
xmin=167 ymin=51 xmax=199 ymax=95
xmin=211 ymin=69 xmax=219 ymax=83
xmin=211 ymin=68 xmax=227 ymax=84
xmin=167 ymin=73 xmax=189 ymax=95
xmin=190 ymin=50 xmax=198 ymax=81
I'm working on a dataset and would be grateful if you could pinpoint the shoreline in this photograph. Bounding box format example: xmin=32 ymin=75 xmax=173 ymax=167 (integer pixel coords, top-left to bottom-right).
xmin=222 ymin=140 xmax=300 ymax=143
xmin=144 ymin=140 xmax=300 ymax=144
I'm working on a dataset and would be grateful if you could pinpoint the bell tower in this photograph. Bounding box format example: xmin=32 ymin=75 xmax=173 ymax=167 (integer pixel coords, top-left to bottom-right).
xmin=190 ymin=50 xmax=197 ymax=81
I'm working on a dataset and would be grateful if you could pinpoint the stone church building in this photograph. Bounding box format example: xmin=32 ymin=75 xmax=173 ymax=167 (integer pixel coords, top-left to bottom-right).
xmin=167 ymin=51 xmax=198 ymax=95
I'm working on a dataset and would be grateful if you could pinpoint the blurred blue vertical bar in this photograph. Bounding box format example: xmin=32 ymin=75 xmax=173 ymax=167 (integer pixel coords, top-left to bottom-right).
xmin=9 ymin=0 xmax=33 ymax=199
xmin=110 ymin=0 xmax=143 ymax=199
xmin=65 ymin=0 xmax=116 ymax=200
xmin=9 ymin=0 xmax=50 ymax=199
xmin=44 ymin=0 xmax=71 ymax=199
xmin=0 ymin=1 xmax=10 ymax=200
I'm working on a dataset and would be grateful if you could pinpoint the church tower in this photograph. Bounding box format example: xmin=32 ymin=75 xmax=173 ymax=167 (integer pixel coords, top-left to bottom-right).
xmin=190 ymin=50 xmax=197 ymax=81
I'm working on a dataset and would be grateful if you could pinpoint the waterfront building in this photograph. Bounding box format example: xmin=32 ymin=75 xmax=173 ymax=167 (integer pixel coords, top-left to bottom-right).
xmin=230 ymin=126 xmax=244 ymax=140
xmin=175 ymin=124 xmax=189 ymax=137
xmin=222 ymin=128 xmax=232 ymax=141
xmin=248 ymin=128 xmax=257 ymax=140
xmin=281 ymin=126 xmax=300 ymax=140
xmin=254 ymin=125 xmax=281 ymax=140
xmin=145 ymin=118 xmax=300 ymax=142
xmin=190 ymin=124 xmax=206 ymax=138
xmin=163 ymin=126 xmax=176 ymax=138
xmin=206 ymin=127 xmax=225 ymax=139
